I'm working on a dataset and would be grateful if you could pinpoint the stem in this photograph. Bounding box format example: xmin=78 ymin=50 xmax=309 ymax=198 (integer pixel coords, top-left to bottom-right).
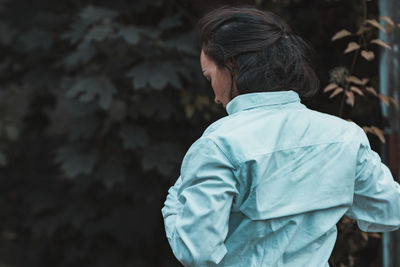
xmin=362 ymin=0 xmax=367 ymax=21
xmin=338 ymin=0 xmax=368 ymax=118
xmin=338 ymin=36 xmax=362 ymax=117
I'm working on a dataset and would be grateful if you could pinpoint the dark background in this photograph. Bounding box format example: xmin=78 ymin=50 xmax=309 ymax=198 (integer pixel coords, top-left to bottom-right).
xmin=0 ymin=0 xmax=392 ymax=266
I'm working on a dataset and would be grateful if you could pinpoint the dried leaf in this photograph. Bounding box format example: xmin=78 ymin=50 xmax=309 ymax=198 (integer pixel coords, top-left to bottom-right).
xmin=369 ymin=233 xmax=382 ymax=239
xmin=329 ymin=87 xmax=343 ymax=98
xmin=331 ymin=29 xmax=352 ymax=41
xmin=366 ymin=86 xmax=378 ymax=96
xmin=347 ymin=76 xmax=363 ymax=85
xmin=357 ymin=25 xmax=372 ymax=35
xmin=378 ymin=94 xmax=390 ymax=106
xmin=344 ymin=42 xmax=360 ymax=53
xmin=361 ymin=50 xmax=375 ymax=61
xmin=345 ymin=91 xmax=355 ymax=106
xmin=380 ymin=16 xmax=394 ymax=26
xmin=389 ymin=97 xmax=400 ymax=110
xmin=362 ymin=126 xmax=371 ymax=134
xmin=361 ymin=232 xmax=369 ymax=241
xmin=350 ymin=86 xmax=364 ymax=96
xmin=370 ymin=126 xmax=386 ymax=143
xmin=371 ymin=39 xmax=392 ymax=50
xmin=366 ymin=19 xmax=386 ymax=33
xmin=323 ymin=83 xmax=338 ymax=93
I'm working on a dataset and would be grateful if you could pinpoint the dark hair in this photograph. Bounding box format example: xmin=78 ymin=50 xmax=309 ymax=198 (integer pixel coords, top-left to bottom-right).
xmin=197 ymin=6 xmax=319 ymax=98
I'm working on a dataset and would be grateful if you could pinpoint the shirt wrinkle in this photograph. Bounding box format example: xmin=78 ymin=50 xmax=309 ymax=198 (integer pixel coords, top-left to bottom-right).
xmin=162 ymin=91 xmax=400 ymax=267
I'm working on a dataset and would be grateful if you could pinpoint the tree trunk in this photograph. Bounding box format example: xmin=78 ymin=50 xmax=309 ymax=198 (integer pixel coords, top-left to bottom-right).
xmin=379 ymin=0 xmax=400 ymax=266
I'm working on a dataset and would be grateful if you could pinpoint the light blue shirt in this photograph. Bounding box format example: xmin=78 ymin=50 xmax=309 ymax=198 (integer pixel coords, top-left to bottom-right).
xmin=162 ymin=91 xmax=400 ymax=267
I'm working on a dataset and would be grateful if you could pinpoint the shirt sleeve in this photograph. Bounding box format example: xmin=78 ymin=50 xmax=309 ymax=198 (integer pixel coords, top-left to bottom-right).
xmin=345 ymin=127 xmax=400 ymax=232
xmin=161 ymin=137 xmax=238 ymax=266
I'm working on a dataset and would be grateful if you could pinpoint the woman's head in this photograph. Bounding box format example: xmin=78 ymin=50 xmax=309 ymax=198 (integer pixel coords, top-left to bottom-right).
xmin=197 ymin=6 xmax=319 ymax=104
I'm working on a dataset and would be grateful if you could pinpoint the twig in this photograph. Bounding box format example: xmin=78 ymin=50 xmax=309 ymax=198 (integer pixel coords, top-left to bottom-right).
xmin=338 ymin=0 xmax=367 ymax=118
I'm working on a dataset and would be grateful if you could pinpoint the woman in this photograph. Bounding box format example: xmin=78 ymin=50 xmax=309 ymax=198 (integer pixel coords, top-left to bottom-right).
xmin=162 ymin=6 xmax=400 ymax=267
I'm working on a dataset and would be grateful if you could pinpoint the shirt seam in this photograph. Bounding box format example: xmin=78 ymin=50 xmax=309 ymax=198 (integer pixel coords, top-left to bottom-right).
xmin=228 ymin=101 xmax=302 ymax=115
xmin=241 ymin=100 xmax=299 ymax=110
xmin=202 ymin=136 xmax=238 ymax=170
xmin=237 ymin=140 xmax=347 ymax=165
xmin=202 ymin=136 xmax=241 ymax=210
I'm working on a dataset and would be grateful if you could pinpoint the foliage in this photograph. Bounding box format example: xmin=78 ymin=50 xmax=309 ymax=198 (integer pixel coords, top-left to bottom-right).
xmin=326 ymin=3 xmax=400 ymax=143
xmin=0 ymin=0 xmax=396 ymax=266
xmin=0 ymin=0 xmax=216 ymax=266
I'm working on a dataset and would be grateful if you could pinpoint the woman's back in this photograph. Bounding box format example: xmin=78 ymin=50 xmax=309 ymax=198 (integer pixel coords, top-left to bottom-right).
xmin=163 ymin=90 xmax=400 ymax=266
xmin=205 ymin=90 xmax=397 ymax=266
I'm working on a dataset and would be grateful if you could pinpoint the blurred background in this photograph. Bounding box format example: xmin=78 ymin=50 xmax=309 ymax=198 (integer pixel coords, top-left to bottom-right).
xmin=0 ymin=0 xmax=399 ymax=266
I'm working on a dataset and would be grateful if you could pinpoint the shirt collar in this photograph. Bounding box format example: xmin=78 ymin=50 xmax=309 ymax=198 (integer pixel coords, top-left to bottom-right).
xmin=226 ymin=90 xmax=301 ymax=115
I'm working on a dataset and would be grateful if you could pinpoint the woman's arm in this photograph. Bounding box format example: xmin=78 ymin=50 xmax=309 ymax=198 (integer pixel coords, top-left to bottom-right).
xmin=345 ymin=127 xmax=400 ymax=232
xmin=161 ymin=137 xmax=238 ymax=266
xmin=162 ymin=175 xmax=183 ymax=242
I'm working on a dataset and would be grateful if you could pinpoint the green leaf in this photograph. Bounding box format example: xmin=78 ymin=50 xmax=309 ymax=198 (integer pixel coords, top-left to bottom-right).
xmin=159 ymin=15 xmax=182 ymax=30
xmin=60 ymin=43 xmax=96 ymax=69
xmin=61 ymin=20 xmax=88 ymax=44
xmin=137 ymin=26 xmax=160 ymax=39
xmin=136 ymin=94 xmax=175 ymax=120
xmin=62 ymin=6 xmax=117 ymax=45
xmin=176 ymin=62 xmax=195 ymax=80
xmin=126 ymin=62 xmax=181 ymax=90
xmin=45 ymin=94 xmax=98 ymax=136
xmin=84 ymin=24 xmax=113 ymax=42
xmin=0 ymin=151 xmax=8 ymax=166
xmin=141 ymin=143 xmax=183 ymax=175
xmin=66 ymin=76 xmax=117 ymax=110
xmin=55 ymin=144 xmax=98 ymax=178
xmin=94 ymin=160 xmax=126 ymax=189
xmin=79 ymin=5 xmax=118 ymax=25
xmin=119 ymin=26 xmax=140 ymax=45
xmin=106 ymin=99 xmax=126 ymax=123
xmin=5 ymin=125 xmax=19 ymax=141
xmin=69 ymin=115 xmax=100 ymax=141
xmin=165 ymin=32 xmax=197 ymax=55
xmin=18 ymin=28 xmax=54 ymax=52
xmin=119 ymin=125 xmax=149 ymax=150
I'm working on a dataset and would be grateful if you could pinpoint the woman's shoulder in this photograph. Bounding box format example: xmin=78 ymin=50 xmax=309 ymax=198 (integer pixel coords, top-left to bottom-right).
xmin=201 ymin=113 xmax=241 ymax=137
xmin=303 ymin=108 xmax=363 ymax=138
